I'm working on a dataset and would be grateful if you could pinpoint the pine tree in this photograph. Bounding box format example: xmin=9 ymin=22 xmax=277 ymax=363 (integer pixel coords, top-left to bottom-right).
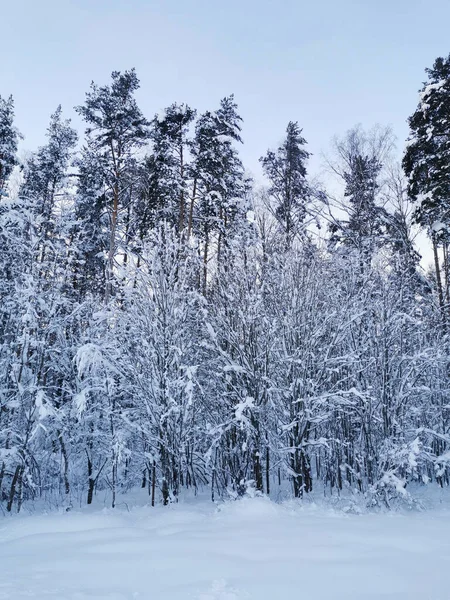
xmin=343 ymin=153 xmax=383 ymax=260
xmin=191 ymin=95 xmax=249 ymax=293
xmin=403 ymin=54 xmax=450 ymax=323
xmin=145 ymin=103 xmax=196 ymax=233
xmin=327 ymin=126 xmax=393 ymax=270
xmin=71 ymin=146 xmax=109 ymax=297
xmin=75 ymin=69 xmax=150 ymax=300
xmin=403 ymin=55 xmax=450 ymax=237
xmin=21 ymin=106 xmax=77 ymax=219
xmin=260 ymin=121 xmax=310 ymax=249
xmin=0 ymin=95 xmax=21 ymax=195
xmin=21 ymin=106 xmax=78 ymax=265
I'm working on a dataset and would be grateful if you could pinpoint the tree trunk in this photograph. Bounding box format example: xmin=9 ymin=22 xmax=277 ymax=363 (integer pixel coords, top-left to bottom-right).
xmin=203 ymin=225 xmax=209 ymax=297
xmin=59 ymin=433 xmax=71 ymax=501
xmin=253 ymin=449 xmax=263 ymax=492
xmin=179 ymin=144 xmax=185 ymax=234
xmin=151 ymin=460 xmax=156 ymax=507
xmin=187 ymin=179 xmax=197 ymax=239
xmin=7 ymin=464 xmax=21 ymax=512
xmin=106 ymin=171 xmax=120 ymax=301
xmin=432 ymin=232 xmax=446 ymax=329
xmin=87 ymin=453 xmax=94 ymax=505
xmin=16 ymin=466 xmax=25 ymax=513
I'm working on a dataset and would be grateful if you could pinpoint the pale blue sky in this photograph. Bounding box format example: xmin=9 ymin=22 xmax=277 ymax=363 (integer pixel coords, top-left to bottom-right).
xmin=2 ymin=0 xmax=450 ymax=179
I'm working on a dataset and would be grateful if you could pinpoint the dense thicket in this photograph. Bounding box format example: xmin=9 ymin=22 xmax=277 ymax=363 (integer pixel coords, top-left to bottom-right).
xmin=1 ymin=61 xmax=450 ymax=512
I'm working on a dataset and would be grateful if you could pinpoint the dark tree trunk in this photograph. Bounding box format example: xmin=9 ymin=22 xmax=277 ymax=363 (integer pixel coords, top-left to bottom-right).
xmin=87 ymin=454 xmax=94 ymax=505
xmin=7 ymin=464 xmax=21 ymax=512
xmin=151 ymin=461 xmax=156 ymax=507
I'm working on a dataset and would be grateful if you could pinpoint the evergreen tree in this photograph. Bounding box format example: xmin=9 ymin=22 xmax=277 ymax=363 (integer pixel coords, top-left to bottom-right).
xmin=75 ymin=69 xmax=150 ymax=300
xmin=21 ymin=106 xmax=77 ymax=222
xmin=403 ymin=54 xmax=450 ymax=322
xmin=342 ymin=153 xmax=383 ymax=259
xmin=327 ymin=126 xmax=393 ymax=269
xmin=71 ymin=146 xmax=109 ymax=298
xmin=0 ymin=94 xmax=21 ymax=195
xmin=260 ymin=121 xmax=310 ymax=249
xmin=20 ymin=106 xmax=78 ymax=267
xmin=191 ymin=95 xmax=249 ymax=293
xmin=145 ymin=103 xmax=196 ymax=232
xmin=403 ymin=55 xmax=450 ymax=238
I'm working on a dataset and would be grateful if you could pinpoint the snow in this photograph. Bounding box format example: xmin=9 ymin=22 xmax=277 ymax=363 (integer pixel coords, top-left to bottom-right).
xmin=432 ymin=220 xmax=447 ymax=233
xmin=155 ymin=109 xmax=166 ymax=123
xmin=420 ymin=80 xmax=446 ymax=100
xmin=419 ymin=80 xmax=447 ymax=112
xmin=1 ymin=494 xmax=450 ymax=599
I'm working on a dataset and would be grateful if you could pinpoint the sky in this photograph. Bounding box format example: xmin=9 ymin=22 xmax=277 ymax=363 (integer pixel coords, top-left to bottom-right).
xmin=2 ymin=0 xmax=450 ymax=184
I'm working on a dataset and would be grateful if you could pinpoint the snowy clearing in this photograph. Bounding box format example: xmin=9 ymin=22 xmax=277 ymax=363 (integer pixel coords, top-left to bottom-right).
xmin=1 ymin=495 xmax=450 ymax=599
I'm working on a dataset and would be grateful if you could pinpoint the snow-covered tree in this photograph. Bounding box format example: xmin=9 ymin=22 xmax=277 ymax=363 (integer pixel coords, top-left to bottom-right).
xmin=191 ymin=95 xmax=250 ymax=293
xmin=0 ymin=94 xmax=21 ymax=195
xmin=142 ymin=103 xmax=196 ymax=233
xmin=403 ymin=54 xmax=450 ymax=325
xmin=260 ymin=121 xmax=310 ymax=249
xmin=75 ymin=69 xmax=150 ymax=300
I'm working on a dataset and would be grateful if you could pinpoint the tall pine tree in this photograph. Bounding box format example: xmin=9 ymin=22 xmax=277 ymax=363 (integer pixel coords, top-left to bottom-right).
xmin=260 ymin=121 xmax=310 ymax=249
xmin=75 ymin=69 xmax=150 ymax=300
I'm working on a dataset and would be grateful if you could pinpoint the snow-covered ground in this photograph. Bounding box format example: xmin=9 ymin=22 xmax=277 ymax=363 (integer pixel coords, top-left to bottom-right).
xmin=1 ymin=493 xmax=450 ymax=599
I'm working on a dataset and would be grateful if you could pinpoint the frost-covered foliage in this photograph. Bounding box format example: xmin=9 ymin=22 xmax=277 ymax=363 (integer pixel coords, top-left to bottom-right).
xmin=403 ymin=53 xmax=450 ymax=328
xmin=1 ymin=64 xmax=450 ymax=513
xmin=0 ymin=94 xmax=21 ymax=195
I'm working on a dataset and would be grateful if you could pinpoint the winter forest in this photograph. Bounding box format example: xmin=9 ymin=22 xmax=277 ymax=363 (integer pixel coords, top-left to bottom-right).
xmin=2 ymin=54 xmax=450 ymax=515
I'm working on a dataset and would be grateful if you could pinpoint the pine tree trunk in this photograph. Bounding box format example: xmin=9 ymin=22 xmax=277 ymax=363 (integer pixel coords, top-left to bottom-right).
xmin=106 ymin=146 xmax=120 ymax=301
xmin=203 ymin=225 xmax=209 ymax=297
xmin=106 ymin=184 xmax=119 ymax=301
xmin=432 ymin=233 xmax=446 ymax=329
xmin=179 ymin=144 xmax=185 ymax=234
xmin=187 ymin=179 xmax=197 ymax=240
